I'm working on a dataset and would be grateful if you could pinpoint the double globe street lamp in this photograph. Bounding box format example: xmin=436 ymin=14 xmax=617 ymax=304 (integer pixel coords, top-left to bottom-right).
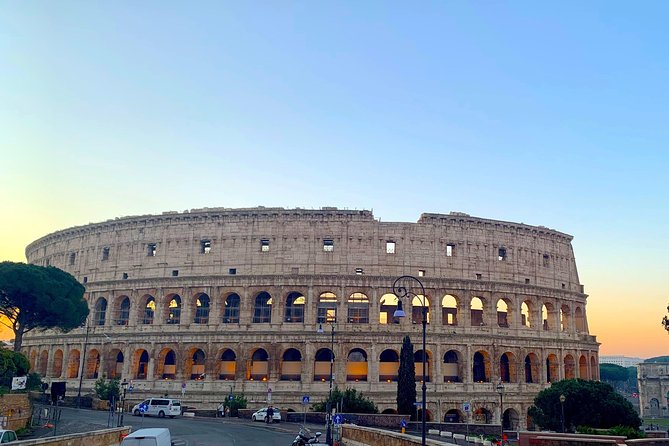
xmin=392 ymin=275 xmax=428 ymax=446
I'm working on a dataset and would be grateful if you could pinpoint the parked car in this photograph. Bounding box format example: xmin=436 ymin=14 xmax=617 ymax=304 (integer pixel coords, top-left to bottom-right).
xmin=252 ymin=407 xmax=281 ymax=422
xmin=0 ymin=430 xmax=17 ymax=443
xmin=131 ymin=398 xmax=181 ymax=418
xmin=121 ymin=428 xmax=171 ymax=446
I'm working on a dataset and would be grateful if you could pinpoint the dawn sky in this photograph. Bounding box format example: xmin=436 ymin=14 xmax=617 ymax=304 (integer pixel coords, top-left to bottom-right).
xmin=1 ymin=1 xmax=668 ymax=357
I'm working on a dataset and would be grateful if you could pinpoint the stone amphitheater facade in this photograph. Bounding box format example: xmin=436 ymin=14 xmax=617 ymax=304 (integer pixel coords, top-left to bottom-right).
xmin=23 ymin=207 xmax=599 ymax=429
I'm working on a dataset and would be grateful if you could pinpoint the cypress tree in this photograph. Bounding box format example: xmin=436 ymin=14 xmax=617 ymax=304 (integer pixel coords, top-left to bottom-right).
xmin=397 ymin=335 xmax=417 ymax=420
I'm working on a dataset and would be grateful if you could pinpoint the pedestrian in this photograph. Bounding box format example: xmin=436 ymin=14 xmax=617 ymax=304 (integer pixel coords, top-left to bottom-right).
xmin=217 ymin=402 xmax=225 ymax=418
xmin=266 ymin=406 xmax=274 ymax=424
xmin=225 ymin=406 xmax=230 ymax=418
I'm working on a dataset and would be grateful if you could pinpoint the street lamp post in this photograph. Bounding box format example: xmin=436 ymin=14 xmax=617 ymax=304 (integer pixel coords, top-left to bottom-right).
xmin=393 ymin=275 xmax=427 ymax=446
xmin=496 ymin=382 xmax=505 ymax=442
xmin=559 ymin=394 xmax=566 ymax=433
xmin=118 ymin=380 xmax=129 ymax=427
xmin=318 ymin=319 xmax=336 ymax=446
xmin=76 ymin=320 xmax=91 ymax=409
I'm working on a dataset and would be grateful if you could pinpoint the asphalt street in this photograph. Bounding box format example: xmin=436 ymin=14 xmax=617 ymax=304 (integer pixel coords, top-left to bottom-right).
xmin=30 ymin=406 xmax=323 ymax=446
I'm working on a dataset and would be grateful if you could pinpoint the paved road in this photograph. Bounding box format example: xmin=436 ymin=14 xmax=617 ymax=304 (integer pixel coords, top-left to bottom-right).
xmin=32 ymin=406 xmax=320 ymax=446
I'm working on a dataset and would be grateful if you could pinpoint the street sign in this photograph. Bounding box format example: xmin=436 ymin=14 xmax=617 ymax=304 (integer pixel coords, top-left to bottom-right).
xmin=128 ymin=385 xmax=134 ymax=393
xmin=333 ymin=414 xmax=343 ymax=425
xmin=139 ymin=403 xmax=148 ymax=413
xmin=463 ymin=402 xmax=471 ymax=412
xmin=302 ymin=395 xmax=310 ymax=404
xmin=229 ymin=394 xmax=234 ymax=401
xmin=401 ymin=419 xmax=407 ymax=428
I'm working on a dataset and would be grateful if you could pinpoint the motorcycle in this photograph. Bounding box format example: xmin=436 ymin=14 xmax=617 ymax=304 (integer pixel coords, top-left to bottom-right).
xmin=291 ymin=427 xmax=323 ymax=446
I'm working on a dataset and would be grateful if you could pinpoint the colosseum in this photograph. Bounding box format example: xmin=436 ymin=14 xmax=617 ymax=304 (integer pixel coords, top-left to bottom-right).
xmin=23 ymin=207 xmax=599 ymax=429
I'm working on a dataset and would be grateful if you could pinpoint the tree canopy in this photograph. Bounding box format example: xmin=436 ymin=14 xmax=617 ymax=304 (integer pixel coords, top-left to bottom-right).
xmin=397 ymin=335 xmax=417 ymax=419
xmin=313 ymin=387 xmax=378 ymax=414
xmin=600 ymin=364 xmax=628 ymax=382
xmin=528 ymin=379 xmax=641 ymax=431
xmin=0 ymin=262 xmax=89 ymax=351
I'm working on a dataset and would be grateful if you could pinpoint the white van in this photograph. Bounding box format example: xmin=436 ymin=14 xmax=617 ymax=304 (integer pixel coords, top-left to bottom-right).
xmin=131 ymin=398 xmax=181 ymax=418
xmin=121 ymin=428 xmax=171 ymax=446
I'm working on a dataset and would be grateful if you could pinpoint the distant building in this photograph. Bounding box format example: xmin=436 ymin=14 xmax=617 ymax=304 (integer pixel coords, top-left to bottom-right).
xmin=638 ymin=362 xmax=669 ymax=418
xmin=600 ymin=355 xmax=644 ymax=368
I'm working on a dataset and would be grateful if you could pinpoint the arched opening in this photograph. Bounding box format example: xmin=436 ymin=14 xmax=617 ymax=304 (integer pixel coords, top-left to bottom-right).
xmin=134 ymin=349 xmax=150 ymax=379
xmin=53 ymin=350 xmax=63 ymax=378
xmin=142 ymin=295 xmax=155 ymax=325
xmin=187 ymin=348 xmax=206 ymax=379
xmin=560 ymin=305 xmax=571 ymax=331
xmin=473 ymin=351 xmax=490 ymax=382
xmin=574 ymin=307 xmax=585 ymax=332
xmin=39 ymin=350 xmax=48 ymax=376
xmin=417 ymin=408 xmax=432 ymax=422
xmin=106 ymin=350 xmax=123 ymax=378
xmin=379 ymin=349 xmax=399 ymax=382
xmin=280 ymin=348 xmax=302 ymax=381
xmin=219 ymin=349 xmax=236 ymax=380
xmin=521 ymin=301 xmax=531 ymax=327
xmin=155 ymin=349 xmax=176 ymax=380
xmin=117 ymin=297 xmax=130 ymax=325
xmin=442 ymin=294 xmax=458 ymax=326
xmin=564 ymin=354 xmax=576 ymax=379
xmin=414 ymin=350 xmax=431 ymax=382
xmin=445 ymin=409 xmax=463 ymax=423
xmin=167 ymin=295 xmax=182 ymax=324
xmin=194 ymin=294 xmax=210 ymax=324
xmin=347 ymin=292 xmax=369 ymax=323
xmin=525 ymin=353 xmax=539 ymax=383
xmin=500 ymin=352 xmax=517 ymax=383
xmin=649 ymin=398 xmax=661 ymax=418
xmin=443 ymin=350 xmax=462 ymax=382
xmin=546 ymin=354 xmax=558 ymax=383
xmin=223 ymin=293 xmax=240 ymax=323
xmin=252 ymin=292 xmax=272 ymax=323
xmin=382 ymin=408 xmax=399 ymax=414
xmin=412 ymin=295 xmax=430 ymax=325
xmin=85 ymin=349 xmax=100 ymax=379
xmin=94 ymin=298 xmax=107 ymax=326
xmin=314 ymin=348 xmax=334 ymax=382
xmin=579 ymin=355 xmax=588 ymax=379
xmin=590 ymin=356 xmax=598 ymax=380
xmin=67 ymin=349 xmax=80 ymax=378
xmin=470 ymin=297 xmax=485 ymax=326
xmin=496 ymin=299 xmax=509 ymax=327
xmin=346 ymin=348 xmax=368 ymax=382
xmin=379 ymin=294 xmax=400 ymax=325
xmin=248 ymin=348 xmax=269 ymax=380
xmin=503 ymin=408 xmax=520 ymax=430
xmin=473 ymin=407 xmax=492 ymax=424
xmin=541 ymin=303 xmax=551 ymax=331
xmin=317 ymin=292 xmax=337 ymax=323
xmin=284 ymin=292 xmax=305 ymax=323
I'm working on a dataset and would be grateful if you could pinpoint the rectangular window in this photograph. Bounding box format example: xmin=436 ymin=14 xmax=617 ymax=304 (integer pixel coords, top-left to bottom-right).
xmin=355 ymin=268 xmax=364 ymax=275
xmin=446 ymin=244 xmax=454 ymax=257
xmin=261 ymin=239 xmax=270 ymax=252
xmin=498 ymin=247 xmax=507 ymax=261
xmin=102 ymin=247 xmax=110 ymax=261
xmin=317 ymin=307 xmax=336 ymax=323
xmin=476 ymin=273 xmax=482 ymax=280
xmin=201 ymin=240 xmax=211 ymax=254
xmin=543 ymin=254 xmax=550 ymax=267
xmin=69 ymin=253 xmax=76 ymax=265
xmin=418 ymin=269 xmax=425 ymax=277
xmin=122 ymin=272 xmax=128 ymax=280
xmin=147 ymin=243 xmax=157 ymax=257
xmin=323 ymin=239 xmax=334 ymax=252
xmin=347 ymin=307 xmax=369 ymax=324
xmin=386 ymin=241 xmax=396 ymax=254
xmin=172 ymin=270 xmax=179 ymax=277
xmin=525 ymin=278 xmax=530 ymax=284
xmin=83 ymin=276 xmax=88 ymax=284
xmin=228 ymin=268 xmax=237 ymax=275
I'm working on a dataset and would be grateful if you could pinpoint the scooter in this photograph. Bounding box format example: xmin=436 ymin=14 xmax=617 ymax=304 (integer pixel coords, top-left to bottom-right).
xmin=291 ymin=427 xmax=322 ymax=446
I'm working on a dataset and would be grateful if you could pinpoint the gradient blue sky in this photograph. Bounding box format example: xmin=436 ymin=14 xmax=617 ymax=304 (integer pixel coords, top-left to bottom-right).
xmin=1 ymin=1 xmax=668 ymax=356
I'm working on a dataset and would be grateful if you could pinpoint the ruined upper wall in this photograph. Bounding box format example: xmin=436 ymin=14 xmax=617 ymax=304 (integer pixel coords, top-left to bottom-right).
xmin=25 ymin=207 xmax=582 ymax=292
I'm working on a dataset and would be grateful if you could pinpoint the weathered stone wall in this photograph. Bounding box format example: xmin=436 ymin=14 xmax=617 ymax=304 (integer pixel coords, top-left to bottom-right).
xmin=0 ymin=393 xmax=31 ymax=430
xmin=13 ymin=427 xmax=130 ymax=446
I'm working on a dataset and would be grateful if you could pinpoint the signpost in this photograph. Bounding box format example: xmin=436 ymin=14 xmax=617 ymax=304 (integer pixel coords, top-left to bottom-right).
xmin=302 ymin=396 xmax=309 ymax=425
xmin=181 ymin=382 xmax=186 ymax=397
xmin=463 ymin=402 xmax=471 ymax=439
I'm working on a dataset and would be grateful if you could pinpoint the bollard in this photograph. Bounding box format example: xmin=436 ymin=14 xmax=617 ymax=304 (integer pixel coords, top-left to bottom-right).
xmin=401 ymin=427 xmax=405 ymax=434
